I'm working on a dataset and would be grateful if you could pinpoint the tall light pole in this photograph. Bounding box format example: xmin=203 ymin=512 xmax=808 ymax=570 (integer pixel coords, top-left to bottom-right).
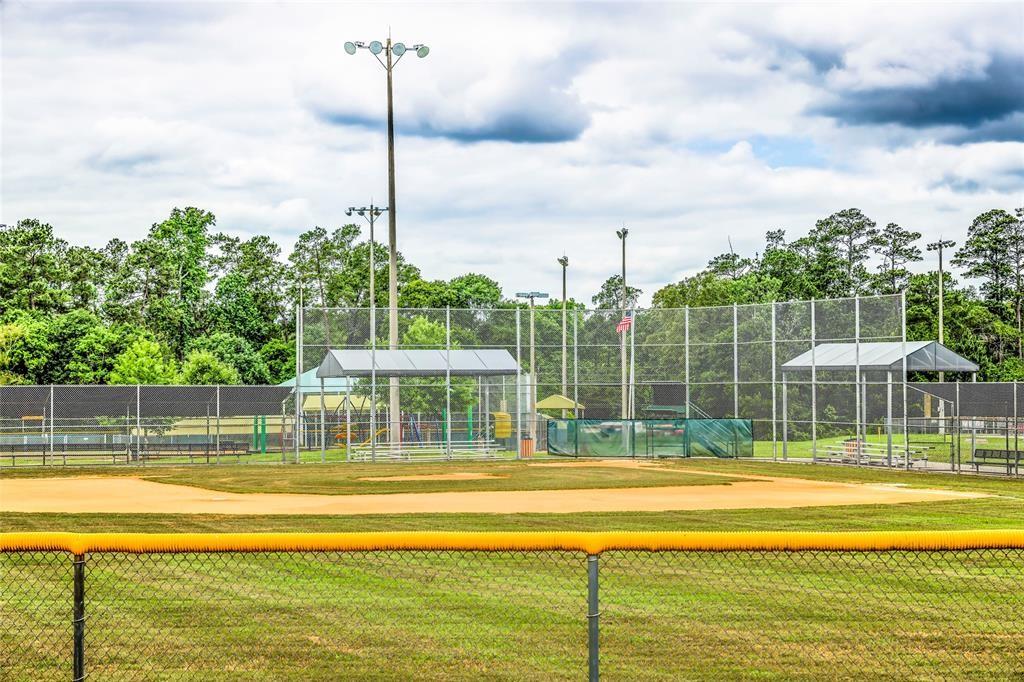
xmin=516 ymin=291 xmax=549 ymax=443
xmin=557 ymin=256 xmax=569 ymax=417
xmin=616 ymin=228 xmax=629 ymax=419
xmin=344 ymin=38 xmax=429 ymax=444
xmin=346 ymin=204 xmax=387 ymax=328
xmin=927 ymin=239 xmax=956 ymax=382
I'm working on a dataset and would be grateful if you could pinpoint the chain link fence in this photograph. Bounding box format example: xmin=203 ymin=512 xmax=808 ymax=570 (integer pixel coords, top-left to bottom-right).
xmin=298 ymin=295 xmax=917 ymax=461
xmin=905 ymin=381 xmax=1023 ymax=475
xmin=0 ymin=385 xmax=294 ymax=466
xmin=2 ymin=532 xmax=1022 ymax=680
xmin=4 ymin=294 xmax=1018 ymax=472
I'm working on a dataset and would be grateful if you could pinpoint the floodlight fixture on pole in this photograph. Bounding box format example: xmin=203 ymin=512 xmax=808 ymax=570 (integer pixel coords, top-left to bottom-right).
xmin=927 ymin=239 xmax=956 ymax=382
xmin=344 ymin=36 xmax=429 ymax=444
xmin=516 ymin=292 xmax=548 ymax=444
xmin=557 ymin=256 xmax=569 ymax=418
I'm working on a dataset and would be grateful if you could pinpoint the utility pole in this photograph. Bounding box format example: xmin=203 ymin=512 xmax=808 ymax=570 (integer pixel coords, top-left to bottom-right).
xmin=516 ymin=291 xmax=549 ymax=445
xmin=558 ymin=256 xmax=569 ymax=418
xmin=927 ymin=239 xmax=956 ymax=382
xmin=344 ymin=38 xmax=429 ymax=446
xmin=616 ymin=228 xmax=629 ymax=419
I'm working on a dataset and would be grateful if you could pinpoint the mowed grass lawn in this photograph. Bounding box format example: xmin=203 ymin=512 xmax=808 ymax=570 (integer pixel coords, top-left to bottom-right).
xmin=2 ymin=460 xmax=1022 ymax=680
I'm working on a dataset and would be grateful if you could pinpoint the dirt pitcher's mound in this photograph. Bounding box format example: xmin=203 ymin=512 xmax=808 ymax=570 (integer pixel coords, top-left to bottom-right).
xmin=0 ymin=475 xmax=987 ymax=516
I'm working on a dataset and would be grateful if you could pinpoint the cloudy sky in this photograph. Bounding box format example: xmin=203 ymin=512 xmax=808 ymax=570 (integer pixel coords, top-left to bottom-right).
xmin=2 ymin=1 xmax=1022 ymax=303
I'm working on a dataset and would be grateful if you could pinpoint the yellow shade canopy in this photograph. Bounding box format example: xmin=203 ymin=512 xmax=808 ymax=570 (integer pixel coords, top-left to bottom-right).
xmin=302 ymin=395 xmax=376 ymax=412
xmin=535 ymin=394 xmax=585 ymax=410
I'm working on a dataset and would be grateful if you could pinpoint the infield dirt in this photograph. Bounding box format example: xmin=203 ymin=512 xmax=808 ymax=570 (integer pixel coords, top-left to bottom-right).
xmin=0 ymin=463 xmax=987 ymax=515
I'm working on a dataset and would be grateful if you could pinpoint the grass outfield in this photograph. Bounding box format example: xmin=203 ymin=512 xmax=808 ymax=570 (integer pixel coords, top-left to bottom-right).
xmin=3 ymin=460 xmax=1022 ymax=679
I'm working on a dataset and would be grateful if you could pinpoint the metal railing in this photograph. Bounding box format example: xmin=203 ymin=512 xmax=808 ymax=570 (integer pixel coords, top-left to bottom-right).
xmin=2 ymin=531 xmax=1022 ymax=680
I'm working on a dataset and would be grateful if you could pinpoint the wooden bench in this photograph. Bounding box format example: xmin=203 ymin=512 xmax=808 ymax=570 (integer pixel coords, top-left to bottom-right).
xmin=970 ymin=448 xmax=1022 ymax=474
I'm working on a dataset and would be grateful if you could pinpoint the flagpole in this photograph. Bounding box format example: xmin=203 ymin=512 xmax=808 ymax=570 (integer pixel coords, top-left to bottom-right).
xmin=617 ymin=227 xmax=629 ymax=420
xmin=622 ymin=305 xmax=630 ymax=417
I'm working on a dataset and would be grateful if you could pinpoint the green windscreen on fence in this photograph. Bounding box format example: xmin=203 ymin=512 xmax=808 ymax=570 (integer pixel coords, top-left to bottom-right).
xmin=547 ymin=418 xmax=753 ymax=458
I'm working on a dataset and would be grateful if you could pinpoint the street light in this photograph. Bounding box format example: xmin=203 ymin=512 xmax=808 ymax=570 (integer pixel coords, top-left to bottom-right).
xmin=557 ymin=256 xmax=569 ymax=418
xmin=927 ymin=239 xmax=956 ymax=382
xmin=616 ymin=228 xmax=629 ymax=419
xmin=516 ymin=291 xmax=549 ymax=444
xmin=345 ymin=37 xmax=429 ymax=444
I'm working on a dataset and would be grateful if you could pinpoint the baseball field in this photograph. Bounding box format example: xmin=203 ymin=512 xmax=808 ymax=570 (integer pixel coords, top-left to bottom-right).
xmin=3 ymin=459 xmax=1023 ymax=679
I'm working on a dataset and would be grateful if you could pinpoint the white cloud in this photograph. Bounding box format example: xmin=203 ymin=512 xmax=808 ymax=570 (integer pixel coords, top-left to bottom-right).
xmin=1 ymin=1 xmax=1021 ymax=305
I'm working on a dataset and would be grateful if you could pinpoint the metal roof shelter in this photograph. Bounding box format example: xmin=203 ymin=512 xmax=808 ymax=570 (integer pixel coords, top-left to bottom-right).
xmin=278 ymin=368 xmax=352 ymax=392
xmin=315 ymin=349 xmax=519 ymax=378
xmin=781 ymin=341 xmax=979 ymax=374
xmin=309 ymin=348 xmax=521 ymax=463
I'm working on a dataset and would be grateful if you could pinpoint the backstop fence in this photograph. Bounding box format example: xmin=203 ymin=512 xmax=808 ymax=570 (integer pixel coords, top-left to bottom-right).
xmin=297 ymin=294 xmax=1019 ymax=471
xmin=2 ymin=531 xmax=1022 ymax=680
xmin=299 ymin=296 xmax=913 ymax=459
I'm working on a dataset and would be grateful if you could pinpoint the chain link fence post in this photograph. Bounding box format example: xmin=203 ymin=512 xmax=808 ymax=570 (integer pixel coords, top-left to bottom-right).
xmin=215 ymin=385 xmax=221 ymax=465
xmin=952 ymin=381 xmax=958 ymax=472
xmin=72 ymin=553 xmax=86 ymax=682
xmin=320 ymin=378 xmax=326 ymax=463
xmin=771 ymin=303 xmax=777 ymax=461
xmin=810 ymin=299 xmax=817 ymax=462
xmin=136 ymin=384 xmax=142 ymax=464
xmin=295 ymin=302 xmax=302 ymax=465
xmin=516 ymin=307 xmax=522 ymax=459
xmin=446 ymin=306 xmax=452 ymax=461
xmin=1014 ymin=381 xmax=1019 ymax=477
xmin=855 ymin=297 xmax=861 ymax=461
xmin=587 ymin=553 xmax=599 ymax=682
xmin=48 ymin=384 xmax=55 ymax=466
xmin=733 ymin=303 xmax=739 ymax=418
xmin=370 ymin=305 xmax=377 ymax=463
xmin=573 ymin=308 xmax=579 ymax=415
xmin=902 ymin=291 xmax=910 ymax=470
xmin=684 ymin=306 xmax=690 ymax=419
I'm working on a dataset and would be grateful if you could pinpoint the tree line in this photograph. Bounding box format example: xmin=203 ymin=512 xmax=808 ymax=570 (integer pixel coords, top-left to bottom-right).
xmin=0 ymin=205 xmax=1021 ymax=385
xmin=652 ymin=207 xmax=1024 ymax=380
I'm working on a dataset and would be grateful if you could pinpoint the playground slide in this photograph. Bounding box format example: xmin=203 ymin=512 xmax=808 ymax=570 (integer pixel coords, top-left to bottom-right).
xmin=360 ymin=427 xmax=388 ymax=447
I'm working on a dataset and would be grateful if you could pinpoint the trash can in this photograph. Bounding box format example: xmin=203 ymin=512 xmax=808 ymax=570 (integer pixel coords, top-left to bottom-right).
xmin=520 ymin=435 xmax=534 ymax=458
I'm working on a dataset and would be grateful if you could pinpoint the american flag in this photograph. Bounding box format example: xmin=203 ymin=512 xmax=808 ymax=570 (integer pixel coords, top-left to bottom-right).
xmin=616 ymin=312 xmax=633 ymax=334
